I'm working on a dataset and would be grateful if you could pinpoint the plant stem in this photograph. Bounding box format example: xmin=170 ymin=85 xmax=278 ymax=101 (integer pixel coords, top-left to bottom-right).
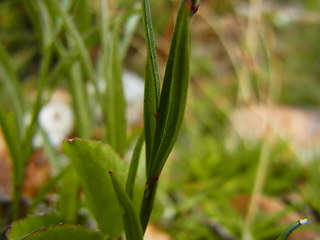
xmin=139 ymin=176 xmax=158 ymax=232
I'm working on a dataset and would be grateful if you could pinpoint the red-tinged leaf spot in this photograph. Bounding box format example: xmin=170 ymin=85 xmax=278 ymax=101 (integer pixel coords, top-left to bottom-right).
xmin=153 ymin=112 xmax=159 ymax=119
xmin=108 ymin=171 xmax=114 ymax=175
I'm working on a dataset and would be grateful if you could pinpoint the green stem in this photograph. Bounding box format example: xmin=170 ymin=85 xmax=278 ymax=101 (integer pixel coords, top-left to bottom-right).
xmin=12 ymin=183 xmax=22 ymax=220
xmin=139 ymin=176 xmax=158 ymax=232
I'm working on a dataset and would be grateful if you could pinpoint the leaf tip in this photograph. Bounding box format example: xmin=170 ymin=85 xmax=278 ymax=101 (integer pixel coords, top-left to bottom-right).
xmin=186 ymin=0 xmax=200 ymax=15
xmin=108 ymin=170 xmax=114 ymax=176
xmin=299 ymin=218 xmax=309 ymax=225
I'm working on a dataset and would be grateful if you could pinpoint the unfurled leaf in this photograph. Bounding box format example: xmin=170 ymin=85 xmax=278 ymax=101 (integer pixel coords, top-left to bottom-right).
xmin=63 ymin=138 xmax=127 ymax=238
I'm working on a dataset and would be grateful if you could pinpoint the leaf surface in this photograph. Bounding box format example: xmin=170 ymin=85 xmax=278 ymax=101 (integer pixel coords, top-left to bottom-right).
xmin=14 ymin=224 xmax=105 ymax=240
xmin=63 ymin=138 xmax=127 ymax=238
xmin=6 ymin=214 xmax=62 ymax=240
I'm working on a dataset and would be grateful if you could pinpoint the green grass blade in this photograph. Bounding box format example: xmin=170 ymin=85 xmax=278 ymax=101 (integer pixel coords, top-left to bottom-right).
xmin=150 ymin=0 xmax=192 ymax=177
xmin=0 ymin=43 xmax=25 ymax=135
xmin=106 ymin=21 xmax=127 ymax=156
xmin=109 ymin=171 xmax=143 ymax=240
xmin=126 ymin=132 xmax=145 ymax=199
xmin=0 ymin=109 xmax=24 ymax=220
xmin=140 ymin=0 xmax=195 ymax=231
xmin=100 ymin=0 xmax=127 ymax=155
xmin=120 ymin=8 xmax=140 ymax=61
xmin=142 ymin=0 xmax=161 ymax=104
xmin=277 ymin=219 xmax=308 ymax=240
xmin=142 ymin=0 xmax=161 ymax=170
xmin=68 ymin=62 xmax=92 ymax=138
xmin=46 ymin=0 xmax=96 ymax=87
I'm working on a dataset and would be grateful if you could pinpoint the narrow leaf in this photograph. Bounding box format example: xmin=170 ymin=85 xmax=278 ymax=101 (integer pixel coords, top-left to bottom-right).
xmin=106 ymin=21 xmax=127 ymax=155
xmin=99 ymin=1 xmax=127 ymax=155
xmin=0 ymin=43 xmax=25 ymax=134
xmin=142 ymin=0 xmax=161 ymax=170
xmin=63 ymin=138 xmax=127 ymax=238
xmin=150 ymin=0 xmax=192 ymax=176
xmin=109 ymin=171 xmax=143 ymax=240
xmin=0 ymin=109 xmax=24 ymax=220
xmin=126 ymin=133 xmax=145 ymax=199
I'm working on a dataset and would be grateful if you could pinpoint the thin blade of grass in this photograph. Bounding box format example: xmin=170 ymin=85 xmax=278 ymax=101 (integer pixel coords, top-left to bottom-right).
xmin=100 ymin=0 xmax=127 ymax=155
xmin=125 ymin=132 xmax=145 ymax=200
xmin=68 ymin=62 xmax=92 ymax=138
xmin=0 ymin=109 xmax=24 ymax=220
xmin=109 ymin=171 xmax=143 ymax=240
xmin=0 ymin=43 xmax=25 ymax=135
xmin=46 ymin=0 xmax=97 ymax=93
xmin=142 ymin=0 xmax=161 ymax=170
xmin=120 ymin=8 xmax=140 ymax=61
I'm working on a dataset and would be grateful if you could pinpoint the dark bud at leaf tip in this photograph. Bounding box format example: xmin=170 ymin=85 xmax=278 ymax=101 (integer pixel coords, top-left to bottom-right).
xmin=186 ymin=0 xmax=199 ymax=15
xmin=108 ymin=171 xmax=114 ymax=175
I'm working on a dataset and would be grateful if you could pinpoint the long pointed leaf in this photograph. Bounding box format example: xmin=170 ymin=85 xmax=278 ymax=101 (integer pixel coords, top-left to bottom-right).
xmin=140 ymin=0 xmax=196 ymax=230
xmin=150 ymin=0 xmax=192 ymax=177
xmin=125 ymin=132 xmax=145 ymax=199
xmin=109 ymin=171 xmax=143 ymax=240
xmin=142 ymin=0 xmax=161 ymax=170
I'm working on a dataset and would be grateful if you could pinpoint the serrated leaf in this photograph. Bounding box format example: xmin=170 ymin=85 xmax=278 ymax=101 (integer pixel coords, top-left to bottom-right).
xmin=11 ymin=224 xmax=105 ymax=240
xmin=109 ymin=172 xmax=143 ymax=240
xmin=6 ymin=214 xmax=62 ymax=240
xmin=62 ymin=138 xmax=127 ymax=238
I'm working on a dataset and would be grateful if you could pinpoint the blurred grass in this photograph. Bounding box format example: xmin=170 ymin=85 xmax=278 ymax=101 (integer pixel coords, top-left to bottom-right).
xmin=1 ymin=0 xmax=320 ymax=239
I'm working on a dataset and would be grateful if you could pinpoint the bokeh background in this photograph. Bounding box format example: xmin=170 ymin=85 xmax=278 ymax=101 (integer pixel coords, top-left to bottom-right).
xmin=1 ymin=0 xmax=320 ymax=239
